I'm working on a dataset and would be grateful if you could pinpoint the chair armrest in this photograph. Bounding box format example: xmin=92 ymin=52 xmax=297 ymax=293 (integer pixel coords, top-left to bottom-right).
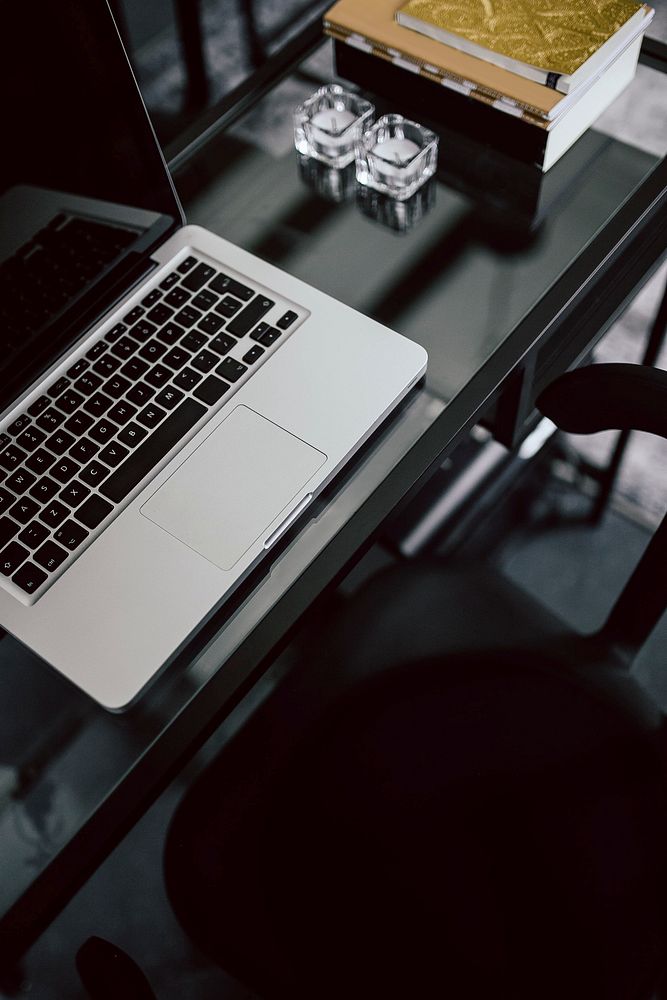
xmin=536 ymin=363 xmax=667 ymax=439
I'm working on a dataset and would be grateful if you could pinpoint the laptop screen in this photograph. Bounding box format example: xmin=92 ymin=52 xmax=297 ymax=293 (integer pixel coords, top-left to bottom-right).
xmin=0 ymin=0 xmax=183 ymax=412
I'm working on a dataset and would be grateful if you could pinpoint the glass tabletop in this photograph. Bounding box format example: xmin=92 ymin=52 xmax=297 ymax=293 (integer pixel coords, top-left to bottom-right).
xmin=0 ymin=35 xmax=665 ymax=958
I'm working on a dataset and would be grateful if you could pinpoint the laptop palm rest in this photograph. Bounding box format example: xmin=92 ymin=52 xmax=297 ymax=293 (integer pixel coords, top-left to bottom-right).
xmin=140 ymin=405 xmax=326 ymax=571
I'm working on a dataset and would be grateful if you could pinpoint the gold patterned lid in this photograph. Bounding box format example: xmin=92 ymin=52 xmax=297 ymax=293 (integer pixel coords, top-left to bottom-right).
xmin=398 ymin=0 xmax=645 ymax=75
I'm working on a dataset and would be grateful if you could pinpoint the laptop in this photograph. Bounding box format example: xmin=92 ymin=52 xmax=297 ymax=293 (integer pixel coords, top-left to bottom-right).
xmin=0 ymin=1 xmax=426 ymax=710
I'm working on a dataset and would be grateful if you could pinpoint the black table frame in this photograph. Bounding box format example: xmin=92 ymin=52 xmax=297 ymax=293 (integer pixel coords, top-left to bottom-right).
xmin=2 ymin=31 xmax=667 ymax=967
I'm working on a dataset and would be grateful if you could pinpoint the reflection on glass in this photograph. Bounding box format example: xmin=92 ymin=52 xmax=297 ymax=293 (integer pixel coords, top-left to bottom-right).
xmin=356 ymin=177 xmax=436 ymax=234
xmin=297 ymin=152 xmax=358 ymax=203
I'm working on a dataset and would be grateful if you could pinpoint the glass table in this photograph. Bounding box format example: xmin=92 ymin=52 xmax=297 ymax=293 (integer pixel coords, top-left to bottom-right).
xmin=1 ymin=32 xmax=665 ymax=965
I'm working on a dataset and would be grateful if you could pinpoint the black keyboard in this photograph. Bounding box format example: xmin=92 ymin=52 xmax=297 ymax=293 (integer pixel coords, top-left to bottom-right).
xmin=0 ymin=213 xmax=137 ymax=357
xmin=0 ymin=253 xmax=304 ymax=601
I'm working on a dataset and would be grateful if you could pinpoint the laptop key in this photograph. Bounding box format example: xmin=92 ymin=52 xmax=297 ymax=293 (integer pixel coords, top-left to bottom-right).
xmin=56 ymin=391 xmax=84 ymax=415
xmin=257 ymin=326 xmax=282 ymax=347
xmin=243 ymin=344 xmax=265 ymax=365
xmin=127 ymin=382 xmax=155 ymax=406
xmin=192 ymin=289 xmax=218 ymax=311
xmin=209 ymin=273 xmax=254 ymax=301
xmin=93 ymin=354 xmax=122 ymax=377
xmin=26 ymin=448 xmax=55 ymax=474
xmin=0 ymin=489 xmax=15 ymax=514
xmin=100 ymin=398 xmax=206 ymax=504
xmin=103 ymin=375 xmax=131 ymax=399
xmin=139 ymin=339 xmax=167 ymax=363
xmin=34 ymin=540 xmax=68 ymax=573
xmin=277 ymin=310 xmax=298 ymax=329
xmin=29 ymin=477 xmax=59 ymax=503
xmin=8 ymin=414 xmax=31 ymax=435
xmin=83 ymin=392 xmax=113 ymax=417
xmin=227 ymin=296 xmax=274 ymax=337
xmin=216 ymin=357 xmax=248 ymax=383
xmin=18 ymin=521 xmax=50 ymax=550
xmin=107 ymin=401 xmax=137 ymax=426
xmin=160 ymin=271 xmax=179 ymax=289
xmin=110 ymin=336 xmax=139 ymax=360
xmin=181 ymin=262 xmax=216 ymax=291
xmin=193 ymin=376 xmax=229 ymax=406
xmin=74 ymin=494 xmax=114 ymax=530
xmin=50 ymin=457 xmax=81 ymax=485
xmin=9 ymin=497 xmax=39 ymax=525
xmin=209 ymin=333 xmax=235 ymax=356
xmin=177 ymin=256 xmax=197 ymax=273
xmin=80 ymin=461 xmax=110 ymax=487
xmin=144 ymin=365 xmax=171 ymax=389
xmin=157 ymin=322 xmax=185 ymax=346
xmin=175 ymin=306 xmax=202 ymax=329
xmin=67 ymin=358 xmax=90 ymax=379
xmin=47 ymin=376 xmax=71 ymax=399
xmin=64 ymin=411 xmax=94 ymax=435
xmin=162 ymin=347 xmax=191 ymax=370
xmin=86 ymin=341 xmax=108 ymax=361
xmin=197 ymin=313 xmax=224 ymax=335
xmin=123 ymin=306 xmax=144 ymax=325
xmin=0 ymin=445 xmax=28 ymax=471
xmin=98 ymin=442 xmax=129 ymax=468
xmin=0 ymin=541 xmax=29 ymax=576
xmin=74 ymin=373 xmax=103 ymax=396
xmin=54 ymin=519 xmax=89 ymax=551
xmin=181 ymin=330 xmax=207 ymax=353
xmin=59 ymin=480 xmax=91 ymax=507
xmin=141 ymin=288 xmax=161 ymax=308
xmin=120 ymin=357 xmax=149 ymax=381
xmin=165 ymin=287 xmax=191 ymax=308
xmin=39 ymin=502 xmax=69 ymax=529
xmin=28 ymin=395 xmax=50 ymax=417
xmin=69 ymin=437 xmax=100 ymax=463
xmin=12 ymin=562 xmax=48 ymax=595
xmin=131 ymin=319 xmax=159 ymax=343
xmin=89 ymin=420 xmax=118 ymax=445
xmin=214 ymin=295 xmax=242 ymax=319
xmin=37 ymin=408 xmax=65 ymax=434
xmin=137 ymin=405 xmax=166 ymax=430
xmin=130 ymin=318 xmax=162 ymax=344
xmin=155 ymin=387 xmax=184 ymax=410
xmin=6 ymin=469 xmax=36 ymax=494
xmin=105 ymin=322 xmax=127 ymax=343
xmin=147 ymin=304 xmax=175 ymax=326
xmin=117 ymin=422 xmax=148 ymax=448
xmin=173 ymin=367 xmax=202 ymax=391
xmin=0 ymin=516 xmax=19 ymax=549
xmin=45 ymin=430 xmax=75 ymax=455
xmin=191 ymin=350 xmax=217 ymax=373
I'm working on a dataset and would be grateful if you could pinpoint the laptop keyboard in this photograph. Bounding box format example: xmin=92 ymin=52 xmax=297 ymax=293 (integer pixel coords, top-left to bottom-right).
xmin=0 ymin=252 xmax=306 ymax=603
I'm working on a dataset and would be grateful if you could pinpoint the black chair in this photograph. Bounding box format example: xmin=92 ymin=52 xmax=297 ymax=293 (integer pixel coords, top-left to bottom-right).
xmin=160 ymin=362 xmax=667 ymax=1000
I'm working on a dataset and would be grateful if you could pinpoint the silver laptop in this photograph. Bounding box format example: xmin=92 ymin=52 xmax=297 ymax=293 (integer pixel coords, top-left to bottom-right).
xmin=0 ymin=1 xmax=426 ymax=709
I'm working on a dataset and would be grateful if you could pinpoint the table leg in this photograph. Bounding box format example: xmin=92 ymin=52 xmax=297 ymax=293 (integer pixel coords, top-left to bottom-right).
xmin=590 ymin=275 xmax=667 ymax=522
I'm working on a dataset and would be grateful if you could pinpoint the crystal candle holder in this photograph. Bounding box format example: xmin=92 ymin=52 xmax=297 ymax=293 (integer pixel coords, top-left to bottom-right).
xmin=355 ymin=114 xmax=438 ymax=200
xmin=294 ymin=84 xmax=374 ymax=168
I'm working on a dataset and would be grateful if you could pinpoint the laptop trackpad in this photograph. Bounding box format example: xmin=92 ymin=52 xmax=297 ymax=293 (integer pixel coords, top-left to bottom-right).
xmin=141 ymin=405 xmax=327 ymax=571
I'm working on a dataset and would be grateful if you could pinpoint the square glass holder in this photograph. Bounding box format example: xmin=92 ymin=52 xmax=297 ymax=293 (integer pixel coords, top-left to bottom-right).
xmin=294 ymin=84 xmax=374 ymax=168
xmin=355 ymin=114 xmax=438 ymax=201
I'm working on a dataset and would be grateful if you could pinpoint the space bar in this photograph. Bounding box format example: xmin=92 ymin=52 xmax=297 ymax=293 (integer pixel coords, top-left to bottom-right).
xmin=100 ymin=398 xmax=207 ymax=504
